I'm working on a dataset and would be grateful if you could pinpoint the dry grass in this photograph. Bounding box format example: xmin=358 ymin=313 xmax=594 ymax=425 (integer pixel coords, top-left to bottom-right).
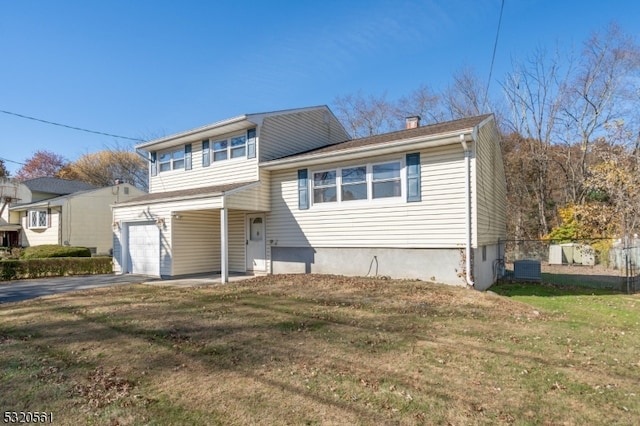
xmin=1 ymin=274 xmax=638 ymax=425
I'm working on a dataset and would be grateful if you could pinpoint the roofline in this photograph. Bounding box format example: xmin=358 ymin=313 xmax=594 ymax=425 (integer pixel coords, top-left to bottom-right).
xmin=136 ymin=105 xmax=332 ymax=152
xmin=10 ymin=200 xmax=59 ymax=210
xmin=260 ymin=128 xmax=476 ymax=170
xmin=10 ymin=184 xmax=128 ymax=211
xmin=111 ymin=181 xmax=260 ymax=208
xmin=136 ymin=114 xmax=248 ymax=150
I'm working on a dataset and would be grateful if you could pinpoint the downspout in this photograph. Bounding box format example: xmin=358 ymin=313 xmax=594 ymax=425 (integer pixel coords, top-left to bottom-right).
xmin=460 ymin=134 xmax=474 ymax=288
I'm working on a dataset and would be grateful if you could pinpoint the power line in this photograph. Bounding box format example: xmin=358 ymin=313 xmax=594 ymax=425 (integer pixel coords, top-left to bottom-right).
xmin=483 ymin=0 xmax=505 ymax=113
xmin=0 ymin=109 xmax=145 ymax=142
xmin=0 ymin=156 xmax=26 ymax=166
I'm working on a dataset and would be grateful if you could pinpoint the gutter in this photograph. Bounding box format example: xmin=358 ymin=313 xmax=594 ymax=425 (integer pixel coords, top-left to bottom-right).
xmin=460 ymin=133 xmax=475 ymax=288
xmin=260 ymin=131 xmax=475 ymax=170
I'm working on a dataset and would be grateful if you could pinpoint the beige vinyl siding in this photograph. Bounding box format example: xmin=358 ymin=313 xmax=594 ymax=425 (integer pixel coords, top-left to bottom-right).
xmin=474 ymin=121 xmax=507 ymax=246
xmin=225 ymin=170 xmax=271 ymax=211
xmin=172 ymin=211 xmax=220 ymax=276
xmin=21 ymin=208 xmax=61 ymax=247
xmin=169 ymin=209 xmax=246 ymax=275
xmin=228 ymin=211 xmax=245 ymax=272
xmin=267 ymin=146 xmax=467 ymax=249
xmin=63 ymin=186 xmax=145 ymax=255
xmin=259 ymin=109 xmax=350 ymax=162
xmin=150 ymin=139 xmax=259 ymax=193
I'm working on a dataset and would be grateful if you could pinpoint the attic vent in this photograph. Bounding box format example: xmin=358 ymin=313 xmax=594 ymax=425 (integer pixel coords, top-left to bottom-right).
xmin=405 ymin=116 xmax=421 ymax=129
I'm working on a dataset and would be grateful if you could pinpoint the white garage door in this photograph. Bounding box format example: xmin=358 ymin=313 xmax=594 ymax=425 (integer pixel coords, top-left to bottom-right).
xmin=127 ymin=223 xmax=160 ymax=276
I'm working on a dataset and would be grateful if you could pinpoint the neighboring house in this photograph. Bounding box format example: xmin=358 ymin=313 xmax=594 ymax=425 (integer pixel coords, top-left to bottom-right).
xmin=0 ymin=178 xmax=31 ymax=247
xmin=112 ymin=105 xmax=506 ymax=290
xmin=10 ymin=177 xmax=145 ymax=255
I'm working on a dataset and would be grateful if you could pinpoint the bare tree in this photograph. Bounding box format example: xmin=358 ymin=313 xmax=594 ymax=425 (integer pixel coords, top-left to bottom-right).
xmin=332 ymin=91 xmax=398 ymax=138
xmin=559 ymin=23 xmax=640 ymax=201
xmin=395 ymin=84 xmax=445 ymax=125
xmin=442 ymin=66 xmax=487 ymax=120
xmin=501 ymin=47 xmax=571 ymax=235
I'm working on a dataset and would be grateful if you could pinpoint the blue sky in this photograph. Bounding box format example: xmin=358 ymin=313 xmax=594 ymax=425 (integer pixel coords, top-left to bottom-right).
xmin=1 ymin=0 xmax=638 ymax=175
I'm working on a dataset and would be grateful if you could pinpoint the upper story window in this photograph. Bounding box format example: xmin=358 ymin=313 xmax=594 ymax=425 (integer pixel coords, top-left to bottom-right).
xmin=159 ymin=149 xmax=185 ymax=172
xmin=28 ymin=209 xmax=48 ymax=229
xmin=212 ymin=134 xmax=247 ymax=162
xmin=311 ymin=160 xmax=403 ymax=205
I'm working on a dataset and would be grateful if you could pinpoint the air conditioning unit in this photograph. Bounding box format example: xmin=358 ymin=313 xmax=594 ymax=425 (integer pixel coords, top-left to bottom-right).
xmin=513 ymin=260 xmax=542 ymax=281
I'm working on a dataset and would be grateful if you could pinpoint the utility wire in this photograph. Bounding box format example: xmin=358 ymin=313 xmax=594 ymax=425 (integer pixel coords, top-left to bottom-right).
xmin=482 ymin=0 xmax=505 ymax=113
xmin=0 ymin=156 xmax=26 ymax=166
xmin=0 ymin=109 xmax=145 ymax=142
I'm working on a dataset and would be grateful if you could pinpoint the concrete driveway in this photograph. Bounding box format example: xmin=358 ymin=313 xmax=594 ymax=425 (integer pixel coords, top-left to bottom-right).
xmin=0 ymin=273 xmax=258 ymax=304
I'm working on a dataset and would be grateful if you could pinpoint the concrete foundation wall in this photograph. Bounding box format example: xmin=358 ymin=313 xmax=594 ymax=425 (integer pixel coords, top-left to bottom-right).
xmin=271 ymin=246 xmax=468 ymax=286
xmin=472 ymin=243 xmax=502 ymax=291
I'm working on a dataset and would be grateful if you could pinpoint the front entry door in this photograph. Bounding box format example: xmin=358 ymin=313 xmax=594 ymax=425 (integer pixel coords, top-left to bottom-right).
xmin=246 ymin=214 xmax=266 ymax=271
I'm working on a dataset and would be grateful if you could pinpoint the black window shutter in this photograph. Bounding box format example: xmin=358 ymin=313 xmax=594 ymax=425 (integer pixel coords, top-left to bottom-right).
xmin=247 ymin=128 xmax=257 ymax=159
xmin=150 ymin=152 xmax=157 ymax=176
xmin=47 ymin=208 xmax=52 ymax=228
xmin=185 ymin=144 xmax=192 ymax=170
xmin=202 ymin=140 xmax=210 ymax=167
xmin=406 ymin=153 xmax=421 ymax=202
xmin=298 ymin=169 xmax=309 ymax=210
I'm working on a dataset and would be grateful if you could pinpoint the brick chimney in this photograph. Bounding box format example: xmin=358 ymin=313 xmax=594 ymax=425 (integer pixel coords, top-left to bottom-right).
xmin=405 ymin=116 xmax=421 ymax=129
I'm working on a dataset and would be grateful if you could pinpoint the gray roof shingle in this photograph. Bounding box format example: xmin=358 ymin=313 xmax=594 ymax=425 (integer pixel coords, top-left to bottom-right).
xmin=22 ymin=177 xmax=97 ymax=195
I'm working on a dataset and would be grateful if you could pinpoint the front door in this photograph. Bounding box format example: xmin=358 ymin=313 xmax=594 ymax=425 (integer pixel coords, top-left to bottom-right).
xmin=246 ymin=214 xmax=266 ymax=271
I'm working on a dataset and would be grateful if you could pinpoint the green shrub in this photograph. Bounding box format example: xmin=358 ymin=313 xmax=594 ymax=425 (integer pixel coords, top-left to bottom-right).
xmin=0 ymin=257 xmax=112 ymax=280
xmin=21 ymin=245 xmax=92 ymax=259
xmin=0 ymin=260 xmax=20 ymax=280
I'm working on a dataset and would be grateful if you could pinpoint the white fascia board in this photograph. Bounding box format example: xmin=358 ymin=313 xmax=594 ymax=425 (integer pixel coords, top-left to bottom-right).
xmin=135 ymin=105 xmax=332 ymax=153
xmin=136 ymin=115 xmax=253 ymax=152
xmin=111 ymin=182 xmax=259 ymax=209
xmin=260 ymin=131 xmax=475 ymax=170
xmin=9 ymin=199 xmax=65 ymax=211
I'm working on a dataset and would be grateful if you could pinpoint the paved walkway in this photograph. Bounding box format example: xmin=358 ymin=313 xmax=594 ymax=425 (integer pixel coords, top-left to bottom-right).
xmin=0 ymin=273 xmax=258 ymax=304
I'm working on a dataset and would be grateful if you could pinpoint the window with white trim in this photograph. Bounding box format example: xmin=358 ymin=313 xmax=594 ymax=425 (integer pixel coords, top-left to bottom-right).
xmin=230 ymin=135 xmax=246 ymax=158
xmin=28 ymin=210 xmax=48 ymax=229
xmin=372 ymin=161 xmax=401 ymax=199
xmin=211 ymin=133 xmax=247 ymax=163
xmin=311 ymin=160 xmax=403 ymax=205
xmin=213 ymin=140 xmax=228 ymax=162
xmin=341 ymin=166 xmax=367 ymax=201
xmin=159 ymin=149 xmax=185 ymax=172
xmin=313 ymin=170 xmax=337 ymax=203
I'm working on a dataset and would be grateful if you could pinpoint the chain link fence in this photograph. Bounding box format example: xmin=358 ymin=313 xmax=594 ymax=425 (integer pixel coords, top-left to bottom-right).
xmin=497 ymin=238 xmax=639 ymax=293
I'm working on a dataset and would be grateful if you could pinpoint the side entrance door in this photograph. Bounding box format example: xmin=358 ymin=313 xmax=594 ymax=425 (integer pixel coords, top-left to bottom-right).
xmin=246 ymin=214 xmax=266 ymax=272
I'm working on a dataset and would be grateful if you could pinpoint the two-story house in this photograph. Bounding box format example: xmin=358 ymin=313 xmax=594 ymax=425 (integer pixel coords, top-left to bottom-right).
xmin=112 ymin=105 xmax=506 ymax=290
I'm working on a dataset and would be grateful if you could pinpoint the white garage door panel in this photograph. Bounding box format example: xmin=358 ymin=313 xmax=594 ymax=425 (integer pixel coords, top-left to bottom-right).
xmin=127 ymin=223 xmax=160 ymax=276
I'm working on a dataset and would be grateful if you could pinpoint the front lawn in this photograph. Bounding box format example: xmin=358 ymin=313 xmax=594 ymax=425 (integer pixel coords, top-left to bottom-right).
xmin=1 ymin=275 xmax=638 ymax=425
